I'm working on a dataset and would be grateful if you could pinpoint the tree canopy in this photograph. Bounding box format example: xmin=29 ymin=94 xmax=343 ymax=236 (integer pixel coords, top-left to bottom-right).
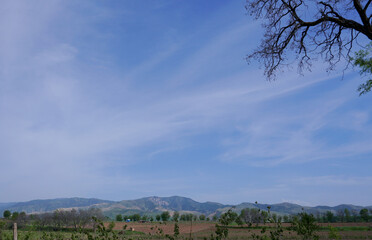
xmin=3 ymin=210 xmax=11 ymax=219
xmin=161 ymin=211 xmax=170 ymax=221
xmin=352 ymin=43 xmax=372 ymax=94
xmin=246 ymin=0 xmax=372 ymax=93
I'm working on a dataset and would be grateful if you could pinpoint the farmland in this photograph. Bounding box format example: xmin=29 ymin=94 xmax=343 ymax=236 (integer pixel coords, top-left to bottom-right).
xmin=111 ymin=222 xmax=372 ymax=239
xmin=1 ymin=221 xmax=372 ymax=239
xmin=109 ymin=221 xmax=372 ymax=239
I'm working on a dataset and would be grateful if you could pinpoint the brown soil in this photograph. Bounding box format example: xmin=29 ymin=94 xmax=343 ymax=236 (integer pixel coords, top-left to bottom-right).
xmin=105 ymin=222 xmax=372 ymax=239
xmin=108 ymin=221 xmax=215 ymax=235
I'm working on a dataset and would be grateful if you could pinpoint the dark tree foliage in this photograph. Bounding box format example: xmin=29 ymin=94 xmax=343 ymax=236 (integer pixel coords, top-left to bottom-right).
xmin=326 ymin=211 xmax=335 ymax=223
xmin=352 ymin=43 xmax=372 ymax=94
xmin=218 ymin=209 xmax=238 ymax=226
xmin=246 ymin=0 xmax=372 ymax=83
xmin=161 ymin=211 xmax=171 ymax=221
xmin=35 ymin=208 xmax=104 ymax=230
xmin=359 ymin=208 xmax=370 ymax=222
xmin=11 ymin=212 xmax=19 ymax=221
xmin=2 ymin=210 xmax=11 ymax=219
xmin=173 ymin=222 xmax=180 ymax=237
xmin=240 ymin=208 xmax=264 ymax=226
xmin=292 ymin=212 xmax=320 ymax=240
xmin=116 ymin=214 xmax=123 ymax=222
xmin=180 ymin=213 xmax=194 ymax=221
xmin=131 ymin=214 xmax=141 ymax=221
xmin=172 ymin=211 xmax=180 ymax=222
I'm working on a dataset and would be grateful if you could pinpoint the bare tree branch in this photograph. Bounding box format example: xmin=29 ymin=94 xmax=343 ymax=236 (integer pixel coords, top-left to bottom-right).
xmin=246 ymin=0 xmax=372 ymax=79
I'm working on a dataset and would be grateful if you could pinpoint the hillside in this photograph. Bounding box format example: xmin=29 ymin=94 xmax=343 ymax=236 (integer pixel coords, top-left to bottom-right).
xmin=0 ymin=196 xmax=369 ymax=219
xmin=101 ymin=196 xmax=230 ymax=218
xmin=0 ymin=198 xmax=113 ymax=214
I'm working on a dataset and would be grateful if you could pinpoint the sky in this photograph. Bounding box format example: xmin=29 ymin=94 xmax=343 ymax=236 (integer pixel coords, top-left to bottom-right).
xmin=0 ymin=0 xmax=371 ymax=207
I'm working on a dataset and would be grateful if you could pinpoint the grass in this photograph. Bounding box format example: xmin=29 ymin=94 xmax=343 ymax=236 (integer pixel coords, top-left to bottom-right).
xmin=1 ymin=229 xmax=146 ymax=240
xmin=1 ymin=222 xmax=371 ymax=240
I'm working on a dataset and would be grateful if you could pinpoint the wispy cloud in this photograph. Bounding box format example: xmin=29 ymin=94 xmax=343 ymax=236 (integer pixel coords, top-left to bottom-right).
xmin=294 ymin=175 xmax=372 ymax=186
xmin=219 ymin=73 xmax=372 ymax=166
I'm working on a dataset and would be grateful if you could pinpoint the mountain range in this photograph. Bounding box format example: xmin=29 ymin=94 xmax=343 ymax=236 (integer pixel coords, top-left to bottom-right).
xmin=0 ymin=196 xmax=370 ymax=219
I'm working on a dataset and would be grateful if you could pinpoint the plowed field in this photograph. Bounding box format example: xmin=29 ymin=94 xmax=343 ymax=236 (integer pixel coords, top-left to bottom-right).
xmin=104 ymin=222 xmax=372 ymax=239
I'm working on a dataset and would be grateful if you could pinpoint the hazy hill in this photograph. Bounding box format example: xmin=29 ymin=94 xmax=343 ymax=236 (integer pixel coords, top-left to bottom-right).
xmin=0 ymin=198 xmax=113 ymax=214
xmin=99 ymin=196 xmax=230 ymax=218
xmin=0 ymin=196 xmax=369 ymax=219
xmin=0 ymin=203 xmax=15 ymax=211
xmin=233 ymin=202 xmax=305 ymax=215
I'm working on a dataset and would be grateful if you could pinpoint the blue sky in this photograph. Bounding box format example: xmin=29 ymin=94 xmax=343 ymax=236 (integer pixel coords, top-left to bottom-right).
xmin=1 ymin=0 xmax=371 ymax=206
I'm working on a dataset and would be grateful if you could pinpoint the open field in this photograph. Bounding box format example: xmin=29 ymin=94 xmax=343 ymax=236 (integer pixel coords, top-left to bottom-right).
xmin=1 ymin=222 xmax=371 ymax=239
xmin=108 ymin=221 xmax=372 ymax=239
xmin=109 ymin=221 xmax=215 ymax=235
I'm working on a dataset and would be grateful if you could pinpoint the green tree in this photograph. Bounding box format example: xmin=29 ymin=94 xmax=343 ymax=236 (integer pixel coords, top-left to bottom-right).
xmin=131 ymin=214 xmax=141 ymax=221
xmin=219 ymin=209 xmax=237 ymax=226
xmin=11 ymin=212 xmax=19 ymax=221
xmin=108 ymin=221 xmax=115 ymax=231
xmin=172 ymin=211 xmax=179 ymax=222
xmin=173 ymin=222 xmax=179 ymax=237
xmin=214 ymin=208 xmax=237 ymax=240
xmin=240 ymin=208 xmax=262 ymax=226
xmin=115 ymin=214 xmax=123 ymax=222
xmin=161 ymin=211 xmax=171 ymax=221
xmin=292 ymin=212 xmax=320 ymax=240
xmin=235 ymin=216 xmax=244 ymax=226
xmin=352 ymin=43 xmax=372 ymax=95
xmin=245 ymin=0 xmax=372 ymax=94
xmin=199 ymin=214 xmax=206 ymax=221
xmin=156 ymin=214 xmax=161 ymax=221
xmin=261 ymin=210 xmax=269 ymax=224
xmin=326 ymin=211 xmax=335 ymax=223
xmin=267 ymin=209 xmax=285 ymax=240
xmin=351 ymin=210 xmax=358 ymax=222
xmin=3 ymin=210 xmax=11 ymax=219
xmin=271 ymin=213 xmax=278 ymax=223
xmin=344 ymin=209 xmax=351 ymax=222
xmin=360 ymin=208 xmax=369 ymax=222
xmin=336 ymin=209 xmax=345 ymax=222
xmin=215 ymin=223 xmax=229 ymax=240
xmin=328 ymin=225 xmax=341 ymax=240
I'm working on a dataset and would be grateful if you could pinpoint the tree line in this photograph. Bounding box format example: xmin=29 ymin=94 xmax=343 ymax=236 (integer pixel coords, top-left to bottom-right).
xmin=230 ymin=207 xmax=372 ymax=226
xmin=1 ymin=208 xmax=105 ymax=230
xmin=315 ymin=208 xmax=372 ymax=223
xmin=1 ymin=206 xmax=372 ymax=240
xmin=114 ymin=207 xmax=372 ymax=224
xmin=115 ymin=211 xmax=214 ymax=222
xmin=3 ymin=207 xmax=371 ymax=227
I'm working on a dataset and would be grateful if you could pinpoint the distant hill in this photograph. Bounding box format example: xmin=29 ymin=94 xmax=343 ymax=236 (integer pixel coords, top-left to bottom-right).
xmin=0 ymin=203 xmax=15 ymax=211
xmin=100 ymin=196 xmax=230 ymax=218
xmin=0 ymin=198 xmax=113 ymax=214
xmin=233 ymin=202 xmax=305 ymax=215
xmin=0 ymin=196 xmax=370 ymax=219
